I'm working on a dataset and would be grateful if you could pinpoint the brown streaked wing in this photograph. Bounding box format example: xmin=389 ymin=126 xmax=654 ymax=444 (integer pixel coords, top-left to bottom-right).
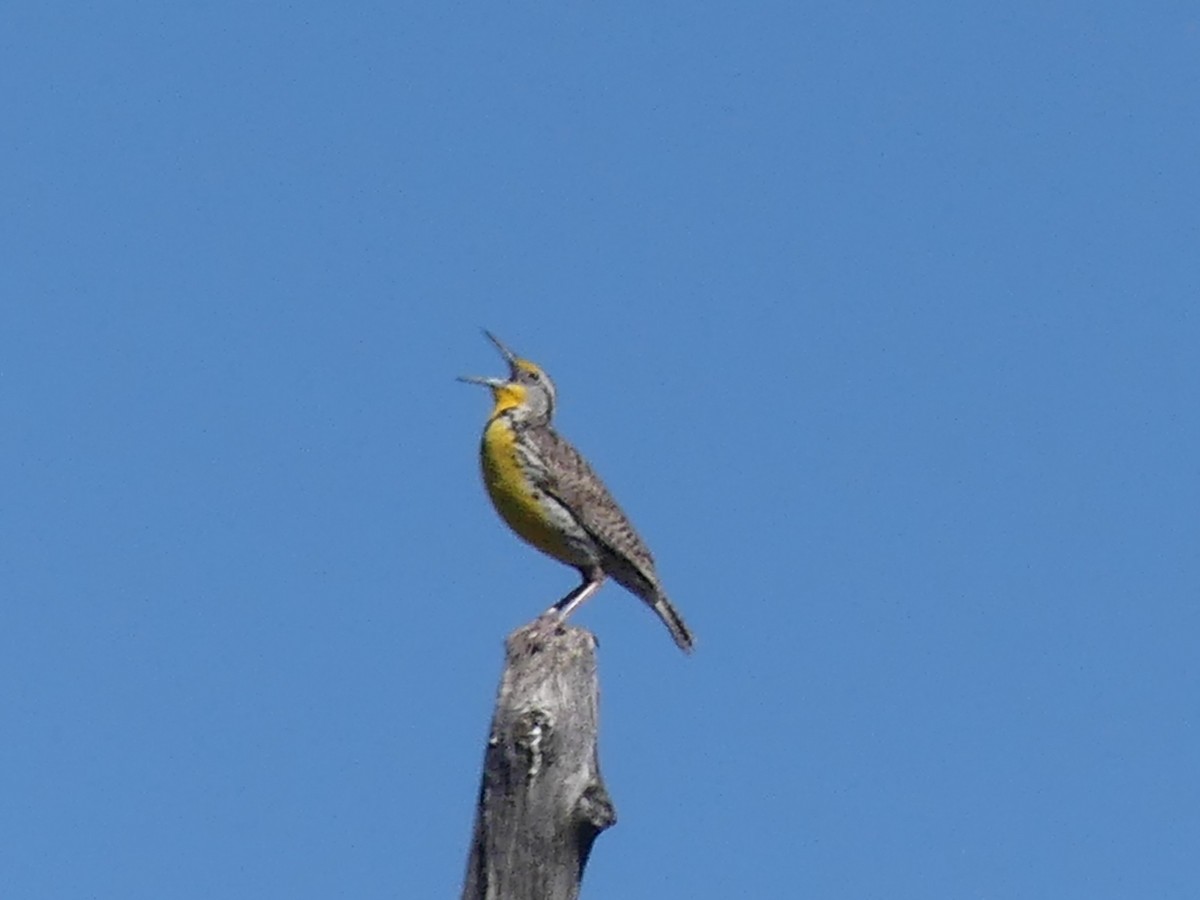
xmin=523 ymin=426 xmax=660 ymax=583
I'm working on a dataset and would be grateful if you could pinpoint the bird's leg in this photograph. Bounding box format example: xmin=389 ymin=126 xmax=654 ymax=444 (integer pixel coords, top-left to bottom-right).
xmin=546 ymin=572 xmax=606 ymax=621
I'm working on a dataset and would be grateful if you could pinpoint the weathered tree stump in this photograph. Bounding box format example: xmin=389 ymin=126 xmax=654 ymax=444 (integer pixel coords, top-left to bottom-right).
xmin=462 ymin=618 xmax=616 ymax=900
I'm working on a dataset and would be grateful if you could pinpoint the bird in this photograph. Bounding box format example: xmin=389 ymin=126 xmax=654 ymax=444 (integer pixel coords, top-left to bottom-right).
xmin=459 ymin=330 xmax=694 ymax=653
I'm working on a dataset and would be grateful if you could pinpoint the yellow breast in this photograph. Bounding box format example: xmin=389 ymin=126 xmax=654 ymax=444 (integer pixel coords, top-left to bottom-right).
xmin=480 ymin=416 xmax=574 ymax=562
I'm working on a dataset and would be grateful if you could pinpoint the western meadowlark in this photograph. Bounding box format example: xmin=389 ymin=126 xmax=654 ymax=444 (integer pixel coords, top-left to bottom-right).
xmin=459 ymin=331 xmax=694 ymax=653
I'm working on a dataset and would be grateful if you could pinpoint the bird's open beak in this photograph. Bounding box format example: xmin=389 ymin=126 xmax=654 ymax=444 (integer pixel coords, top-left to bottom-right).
xmin=456 ymin=374 xmax=506 ymax=388
xmin=482 ymin=330 xmax=520 ymax=372
xmin=458 ymin=330 xmax=523 ymax=387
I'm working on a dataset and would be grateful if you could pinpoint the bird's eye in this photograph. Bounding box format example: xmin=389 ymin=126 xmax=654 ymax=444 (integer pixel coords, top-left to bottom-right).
xmin=527 ymin=369 xmax=541 ymax=382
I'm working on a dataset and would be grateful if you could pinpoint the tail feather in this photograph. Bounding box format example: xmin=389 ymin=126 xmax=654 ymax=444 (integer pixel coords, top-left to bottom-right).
xmin=606 ymin=562 xmax=694 ymax=653
xmin=649 ymin=591 xmax=694 ymax=654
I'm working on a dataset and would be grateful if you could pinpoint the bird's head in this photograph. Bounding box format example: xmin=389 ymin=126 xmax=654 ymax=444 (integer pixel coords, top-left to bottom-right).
xmin=459 ymin=331 xmax=557 ymax=424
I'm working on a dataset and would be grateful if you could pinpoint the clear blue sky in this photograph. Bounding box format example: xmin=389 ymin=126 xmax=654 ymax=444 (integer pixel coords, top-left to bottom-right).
xmin=3 ymin=3 xmax=1197 ymax=897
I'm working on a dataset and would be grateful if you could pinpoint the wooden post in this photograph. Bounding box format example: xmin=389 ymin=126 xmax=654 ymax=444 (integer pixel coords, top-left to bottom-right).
xmin=462 ymin=618 xmax=617 ymax=900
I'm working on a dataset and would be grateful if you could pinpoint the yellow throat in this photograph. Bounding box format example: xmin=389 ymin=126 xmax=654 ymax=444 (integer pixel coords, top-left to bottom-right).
xmin=479 ymin=409 xmax=573 ymax=563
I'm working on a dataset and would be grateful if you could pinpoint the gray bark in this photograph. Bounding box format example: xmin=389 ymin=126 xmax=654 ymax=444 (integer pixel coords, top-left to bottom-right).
xmin=461 ymin=619 xmax=616 ymax=900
